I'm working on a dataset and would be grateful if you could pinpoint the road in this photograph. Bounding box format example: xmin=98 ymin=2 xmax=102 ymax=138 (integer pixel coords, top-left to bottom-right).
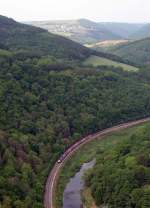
xmin=44 ymin=117 xmax=150 ymax=208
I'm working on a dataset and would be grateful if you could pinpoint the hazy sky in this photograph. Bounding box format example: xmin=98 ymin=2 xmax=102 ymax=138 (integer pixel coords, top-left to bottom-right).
xmin=1 ymin=0 xmax=150 ymax=23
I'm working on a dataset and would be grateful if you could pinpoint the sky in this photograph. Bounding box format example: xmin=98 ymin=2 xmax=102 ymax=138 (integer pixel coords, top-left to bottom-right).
xmin=0 ymin=0 xmax=150 ymax=23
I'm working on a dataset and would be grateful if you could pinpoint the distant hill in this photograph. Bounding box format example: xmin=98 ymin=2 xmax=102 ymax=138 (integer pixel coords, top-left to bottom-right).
xmin=110 ymin=38 xmax=150 ymax=66
xmin=0 ymin=15 xmax=97 ymax=60
xmin=27 ymin=19 xmax=150 ymax=44
xmin=27 ymin=19 xmax=121 ymax=44
xmin=98 ymin=22 xmax=145 ymax=39
xmin=131 ymin=23 xmax=150 ymax=39
xmin=0 ymin=15 xmax=130 ymax=64
xmin=0 ymin=15 xmax=136 ymax=69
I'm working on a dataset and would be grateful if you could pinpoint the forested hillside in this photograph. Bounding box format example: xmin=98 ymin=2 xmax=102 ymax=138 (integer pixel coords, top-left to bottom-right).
xmin=85 ymin=123 xmax=150 ymax=207
xmin=1 ymin=15 xmax=150 ymax=208
xmin=109 ymin=38 xmax=150 ymax=66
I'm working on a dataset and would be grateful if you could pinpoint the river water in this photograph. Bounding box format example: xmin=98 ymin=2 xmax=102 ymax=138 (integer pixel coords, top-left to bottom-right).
xmin=63 ymin=160 xmax=95 ymax=208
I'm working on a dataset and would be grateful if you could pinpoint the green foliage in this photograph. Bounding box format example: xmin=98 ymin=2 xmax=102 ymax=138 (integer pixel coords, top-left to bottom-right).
xmin=0 ymin=50 xmax=150 ymax=207
xmin=85 ymin=125 xmax=150 ymax=207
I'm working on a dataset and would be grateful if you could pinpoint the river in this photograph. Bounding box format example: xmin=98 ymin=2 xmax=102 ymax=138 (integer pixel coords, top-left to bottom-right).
xmin=63 ymin=159 xmax=95 ymax=208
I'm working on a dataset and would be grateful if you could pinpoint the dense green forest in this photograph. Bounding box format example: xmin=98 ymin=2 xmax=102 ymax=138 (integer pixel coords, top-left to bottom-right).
xmin=85 ymin=124 xmax=150 ymax=208
xmin=0 ymin=15 xmax=150 ymax=208
xmin=0 ymin=49 xmax=150 ymax=207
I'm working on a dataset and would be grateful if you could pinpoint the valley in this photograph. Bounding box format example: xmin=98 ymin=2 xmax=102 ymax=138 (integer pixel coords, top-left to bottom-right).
xmin=27 ymin=19 xmax=121 ymax=44
xmin=0 ymin=12 xmax=150 ymax=208
xmin=27 ymin=19 xmax=150 ymax=46
xmin=54 ymin=119 xmax=150 ymax=208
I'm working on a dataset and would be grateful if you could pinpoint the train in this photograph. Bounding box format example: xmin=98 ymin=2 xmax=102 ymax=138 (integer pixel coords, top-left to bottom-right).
xmin=57 ymin=135 xmax=92 ymax=163
xmin=57 ymin=116 xmax=150 ymax=163
xmin=57 ymin=121 xmax=133 ymax=163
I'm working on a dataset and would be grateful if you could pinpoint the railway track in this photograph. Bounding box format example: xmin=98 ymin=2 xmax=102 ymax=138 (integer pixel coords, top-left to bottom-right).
xmin=44 ymin=117 xmax=150 ymax=208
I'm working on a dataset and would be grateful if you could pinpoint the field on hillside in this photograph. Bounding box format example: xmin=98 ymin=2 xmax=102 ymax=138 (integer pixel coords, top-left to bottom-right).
xmin=85 ymin=39 xmax=130 ymax=53
xmin=85 ymin=39 xmax=129 ymax=48
xmin=84 ymin=55 xmax=139 ymax=71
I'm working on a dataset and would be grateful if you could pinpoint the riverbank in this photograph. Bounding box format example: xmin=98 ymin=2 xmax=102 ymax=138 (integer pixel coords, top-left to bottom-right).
xmin=54 ymin=121 xmax=150 ymax=208
xmin=82 ymin=188 xmax=97 ymax=208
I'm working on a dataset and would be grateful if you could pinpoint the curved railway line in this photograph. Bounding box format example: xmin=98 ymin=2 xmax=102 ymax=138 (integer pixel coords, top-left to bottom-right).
xmin=44 ymin=117 xmax=150 ymax=208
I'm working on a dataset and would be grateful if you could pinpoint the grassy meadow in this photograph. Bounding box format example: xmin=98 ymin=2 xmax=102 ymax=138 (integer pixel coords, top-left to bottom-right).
xmin=84 ymin=55 xmax=139 ymax=71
